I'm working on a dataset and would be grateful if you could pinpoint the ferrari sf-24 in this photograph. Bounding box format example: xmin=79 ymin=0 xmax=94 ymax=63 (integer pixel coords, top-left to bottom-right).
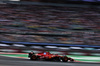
xmin=28 ymin=51 xmax=74 ymax=62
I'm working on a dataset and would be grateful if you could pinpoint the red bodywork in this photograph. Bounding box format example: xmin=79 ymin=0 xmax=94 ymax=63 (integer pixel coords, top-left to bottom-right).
xmin=36 ymin=52 xmax=62 ymax=59
xmin=29 ymin=52 xmax=75 ymax=62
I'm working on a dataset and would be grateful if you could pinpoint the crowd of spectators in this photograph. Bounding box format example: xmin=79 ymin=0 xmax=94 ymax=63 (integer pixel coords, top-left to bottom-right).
xmin=0 ymin=3 xmax=100 ymax=45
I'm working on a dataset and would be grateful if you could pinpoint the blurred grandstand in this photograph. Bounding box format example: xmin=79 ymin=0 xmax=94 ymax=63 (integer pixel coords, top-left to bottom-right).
xmin=0 ymin=0 xmax=100 ymax=55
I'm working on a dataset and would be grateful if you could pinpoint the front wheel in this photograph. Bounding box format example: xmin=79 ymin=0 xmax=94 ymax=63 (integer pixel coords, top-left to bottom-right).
xmin=62 ymin=57 xmax=68 ymax=62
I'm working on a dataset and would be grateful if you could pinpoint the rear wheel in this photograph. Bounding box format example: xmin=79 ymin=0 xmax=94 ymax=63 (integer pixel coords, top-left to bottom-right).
xmin=30 ymin=55 xmax=37 ymax=60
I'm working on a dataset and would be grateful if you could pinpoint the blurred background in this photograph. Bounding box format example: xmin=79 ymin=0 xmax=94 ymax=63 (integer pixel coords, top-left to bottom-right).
xmin=0 ymin=0 xmax=100 ymax=62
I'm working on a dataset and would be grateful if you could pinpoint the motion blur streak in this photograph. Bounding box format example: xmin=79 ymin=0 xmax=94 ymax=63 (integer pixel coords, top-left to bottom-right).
xmin=0 ymin=56 xmax=100 ymax=66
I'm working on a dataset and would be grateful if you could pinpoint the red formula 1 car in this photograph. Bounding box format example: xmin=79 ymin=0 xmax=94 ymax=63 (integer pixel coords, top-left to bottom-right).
xmin=28 ymin=51 xmax=74 ymax=62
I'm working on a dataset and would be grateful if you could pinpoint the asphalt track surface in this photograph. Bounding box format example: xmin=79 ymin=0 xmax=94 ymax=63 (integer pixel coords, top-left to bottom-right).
xmin=0 ymin=56 xmax=100 ymax=66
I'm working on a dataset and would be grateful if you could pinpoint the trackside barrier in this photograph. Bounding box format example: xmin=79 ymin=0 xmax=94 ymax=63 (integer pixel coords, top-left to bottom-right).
xmin=0 ymin=49 xmax=100 ymax=56
xmin=0 ymin=49 xmax=21 ymax=53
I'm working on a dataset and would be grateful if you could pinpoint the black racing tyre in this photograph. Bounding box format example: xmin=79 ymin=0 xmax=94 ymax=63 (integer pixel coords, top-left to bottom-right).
xmin=30 ymin=55 xmax=37 ymax=60
xmin=62 ymin=57 xmax=68 ymax=62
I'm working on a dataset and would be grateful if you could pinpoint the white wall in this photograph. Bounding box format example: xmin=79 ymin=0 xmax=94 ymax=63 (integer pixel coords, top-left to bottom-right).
xmin=0 ymin=0 xmax=9 ymax=1
xmin=9 ymin=0 xmax=20 ymax=1
xmin=0 ymin=0 xmax=20 ymax=1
